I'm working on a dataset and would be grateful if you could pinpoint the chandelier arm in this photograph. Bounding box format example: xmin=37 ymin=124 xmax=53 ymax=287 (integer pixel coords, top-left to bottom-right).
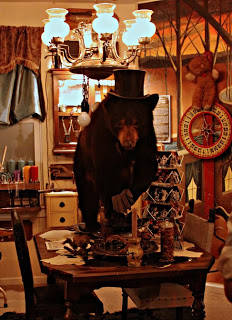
xmin=110 ymin=32 xmax=140 ymax=65
xmin=72 ymin=28 xmax=88 ymax=61
xmin=124 ymin=48 xmax=141 ymax=65
xmin=111 ymin=45 xmax=139 ymax=66
xmin=58 ymin=44 xmax=78 ymax=63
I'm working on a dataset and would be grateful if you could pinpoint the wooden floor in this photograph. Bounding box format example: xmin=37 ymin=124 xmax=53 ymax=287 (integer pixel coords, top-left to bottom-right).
xmin=206 ymin=259 xmax=224 ymax=284
xmin=0 ymin=280 xmax=232 ymax=320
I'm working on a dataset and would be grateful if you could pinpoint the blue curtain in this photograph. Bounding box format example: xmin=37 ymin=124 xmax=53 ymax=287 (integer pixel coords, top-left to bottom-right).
xmin=0 ymin=25 xmax=45 ymax=125
xmin=0 ymin=64 xmax=45 ymax=125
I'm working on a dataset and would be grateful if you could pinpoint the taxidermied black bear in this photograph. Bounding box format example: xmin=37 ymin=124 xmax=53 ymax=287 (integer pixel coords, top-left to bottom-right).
xmin=73 ymin=69 xmax=159 ymax=232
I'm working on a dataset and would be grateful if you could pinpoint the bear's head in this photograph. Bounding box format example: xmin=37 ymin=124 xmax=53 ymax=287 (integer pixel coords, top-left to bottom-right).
xmin=102 ymin=94 xmax=159 ymax=151
xmin=187 ymin=51 xmax=213 ymax=77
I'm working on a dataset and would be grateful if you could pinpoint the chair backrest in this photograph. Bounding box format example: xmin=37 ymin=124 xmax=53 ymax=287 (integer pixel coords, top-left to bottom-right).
xmin=11 ymin=210 xmax=35 ymax=313
xmin=182 ymin=212 xmax=214 ymax=252
xmin=211 ymin=206 xmax=229 ymax=258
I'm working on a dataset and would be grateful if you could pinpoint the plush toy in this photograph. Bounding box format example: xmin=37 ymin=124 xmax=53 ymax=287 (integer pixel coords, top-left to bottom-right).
xmin=185 ymin=51 xmax=219 ymax=110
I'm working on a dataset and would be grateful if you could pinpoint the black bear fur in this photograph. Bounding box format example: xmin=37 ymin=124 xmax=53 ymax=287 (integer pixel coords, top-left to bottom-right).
xmin=73 ymin=93 xmax=159 ymax=232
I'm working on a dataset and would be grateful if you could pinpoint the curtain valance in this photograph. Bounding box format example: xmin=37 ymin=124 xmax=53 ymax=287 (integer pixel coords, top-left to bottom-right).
xmin=0 ymin=26 xmax=43 ymax=75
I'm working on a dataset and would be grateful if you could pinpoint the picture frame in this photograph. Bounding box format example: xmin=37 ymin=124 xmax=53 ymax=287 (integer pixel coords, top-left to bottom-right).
xmin=153 ymin=94 xmax=171 ymax=143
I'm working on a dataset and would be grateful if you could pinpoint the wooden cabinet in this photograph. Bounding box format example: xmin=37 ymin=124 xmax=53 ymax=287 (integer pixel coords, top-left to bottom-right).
xmin=51 ymin=69 xmax=115 ymax=154
xmin=0 ymin=182 xmax=40 ymax=209
xmin=51 ymin=69 xmax=83 ymax=154
xmin=45 ymin=191 xmax=79 ymax=227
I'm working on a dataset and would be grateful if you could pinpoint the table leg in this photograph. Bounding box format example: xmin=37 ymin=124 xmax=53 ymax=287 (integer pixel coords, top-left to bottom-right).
xmin=122 ymin=289 xmax=128 ymax=320
xmin=190 ymin=273 xmax=207 ymax=320
xmin=64 ymin=282 xmax=73 ymax=320
xmin=0 ymin=287 xmax=7 ymax=307
xmin=64 ymin=300 xmax=73 ymax=320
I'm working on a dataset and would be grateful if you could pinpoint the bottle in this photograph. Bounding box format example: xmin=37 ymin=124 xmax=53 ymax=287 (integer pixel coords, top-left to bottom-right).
xmin=127 ymin=238 xmax=143 ymax=267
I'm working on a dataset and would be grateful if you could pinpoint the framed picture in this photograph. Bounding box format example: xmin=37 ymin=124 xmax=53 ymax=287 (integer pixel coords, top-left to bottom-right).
xmin=153 ymin=95 xmax=171 ymax=143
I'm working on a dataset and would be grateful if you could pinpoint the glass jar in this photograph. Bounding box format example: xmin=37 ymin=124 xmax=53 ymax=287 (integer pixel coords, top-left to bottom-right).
xmin=160 ymin=220 xmax=174 ymax=262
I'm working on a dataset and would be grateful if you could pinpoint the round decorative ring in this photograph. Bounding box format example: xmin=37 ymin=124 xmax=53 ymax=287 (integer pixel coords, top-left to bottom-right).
xmin=179 ymin=104 xmax=232 ymax=159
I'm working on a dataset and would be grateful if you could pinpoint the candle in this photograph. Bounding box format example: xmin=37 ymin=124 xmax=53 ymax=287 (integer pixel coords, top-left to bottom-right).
xmin=1 ymin=145 xmax=7 ymax=167
xmin=0 ymin=145 xmax=7 ymax=172
xmin=30 ymin=166 xmax=39 ymax=182
xmin=23 ymin=166 xmax=31 ymax=184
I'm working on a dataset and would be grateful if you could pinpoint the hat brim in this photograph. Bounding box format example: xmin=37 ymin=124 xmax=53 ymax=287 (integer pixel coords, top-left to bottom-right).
xmin=108 ymin=92 xmax=155 ymax=100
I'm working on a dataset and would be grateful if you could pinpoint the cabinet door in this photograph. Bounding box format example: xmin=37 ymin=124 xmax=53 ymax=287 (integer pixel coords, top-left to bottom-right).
xmin=51 ymin=69 xmax=83 ymax=154
xmin=51 ymin=69 xmax=115 ymax=154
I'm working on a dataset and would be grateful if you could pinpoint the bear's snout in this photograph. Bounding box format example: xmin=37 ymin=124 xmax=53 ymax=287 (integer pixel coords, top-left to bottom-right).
xmin=118 ymin=125 xmax=139 ymax=150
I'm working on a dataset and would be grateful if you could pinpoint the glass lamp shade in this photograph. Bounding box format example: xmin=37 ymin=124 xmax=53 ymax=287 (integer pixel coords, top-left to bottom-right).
xmin=41 ymin=19 xmax=52 ymax=46
xmin=44 ymin=8 xmax=70 ymax=39
xmin=122 ymin=19 xmax=139 ymax=46
xmin=82 ymin=24 xmax=93 ymax=48
xmin=92 ymin=3 xmax=118 ymax=34
xmin=132 ymin=9 xmax=156 ymax=39
xmin=41 ymin=32 xmax=52 ymax=46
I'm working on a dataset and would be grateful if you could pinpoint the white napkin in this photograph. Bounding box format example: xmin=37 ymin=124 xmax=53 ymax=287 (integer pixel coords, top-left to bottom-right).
xmin=39 ymin=230 xmax=75 ymax=241
xmin=41 ymin=255 xmax=84 ymax=265
xmin=174 ymin=241 xmax=203 ymax=258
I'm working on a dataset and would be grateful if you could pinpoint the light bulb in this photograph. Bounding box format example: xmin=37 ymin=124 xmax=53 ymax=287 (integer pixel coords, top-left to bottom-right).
xmin=78 ymin=112 xmax=91 ymax=127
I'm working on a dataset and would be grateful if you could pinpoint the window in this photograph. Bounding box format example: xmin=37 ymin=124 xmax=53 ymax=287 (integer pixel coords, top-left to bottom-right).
xmin=185 ymin=160 xmax=202 ymax=203
xmin=187 ymin=177 xmax=198 ymax=201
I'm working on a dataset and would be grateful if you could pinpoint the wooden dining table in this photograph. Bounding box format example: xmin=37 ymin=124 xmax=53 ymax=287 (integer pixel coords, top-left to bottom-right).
xmin=34 ymin=229 xmax=215 ymax=320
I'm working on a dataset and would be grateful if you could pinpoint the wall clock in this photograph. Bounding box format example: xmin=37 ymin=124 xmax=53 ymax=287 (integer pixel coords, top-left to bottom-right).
xmin=179 ymin=104 xmax=232 ymax=159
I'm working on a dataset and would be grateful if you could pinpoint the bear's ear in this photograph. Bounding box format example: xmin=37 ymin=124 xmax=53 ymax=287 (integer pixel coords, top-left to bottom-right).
xmin=100 ymin=93 xmax=114 ymax=113
xmin=146 ymin=94 xmax=159 ymax=111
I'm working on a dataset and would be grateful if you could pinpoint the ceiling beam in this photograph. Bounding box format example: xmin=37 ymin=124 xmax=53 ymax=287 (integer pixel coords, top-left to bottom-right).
xmin=183 ymin=0 xmax=232 ymax=48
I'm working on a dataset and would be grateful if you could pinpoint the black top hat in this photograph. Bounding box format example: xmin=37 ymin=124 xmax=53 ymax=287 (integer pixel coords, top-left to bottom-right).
xmin=109 ymin=69 xmax=152 ymax=99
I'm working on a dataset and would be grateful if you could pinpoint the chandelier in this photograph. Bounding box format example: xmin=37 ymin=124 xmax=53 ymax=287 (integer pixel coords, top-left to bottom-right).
xmin=41 ymin=3 xmax=156 ymax=80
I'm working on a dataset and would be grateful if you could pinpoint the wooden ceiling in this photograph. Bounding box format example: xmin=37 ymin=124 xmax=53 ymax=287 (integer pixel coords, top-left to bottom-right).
xmin=139 ymin=0 xmax=232 ymax=22
xmin=137 ymin=0 xmax=232 ymax=66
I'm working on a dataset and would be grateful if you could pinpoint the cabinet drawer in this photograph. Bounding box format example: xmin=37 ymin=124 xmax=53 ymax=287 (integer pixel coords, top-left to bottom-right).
xmin=46 ymin=196 xmax=77 ymax=212
xmin=47 ymin=212 xmax=77 ymax=227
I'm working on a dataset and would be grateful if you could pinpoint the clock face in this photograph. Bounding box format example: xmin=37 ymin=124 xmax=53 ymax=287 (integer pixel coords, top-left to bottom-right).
xmin=179 ymin=104 xmax=232 ymax=159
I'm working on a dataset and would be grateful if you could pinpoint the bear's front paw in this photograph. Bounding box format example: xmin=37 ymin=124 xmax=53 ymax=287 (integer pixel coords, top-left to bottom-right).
xmin=112 ymin=189 xmax=134 ymax=213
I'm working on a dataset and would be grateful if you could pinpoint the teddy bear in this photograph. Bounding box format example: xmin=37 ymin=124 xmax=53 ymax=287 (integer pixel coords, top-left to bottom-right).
xmin=185 ymin=51 xmax=219 ymax=110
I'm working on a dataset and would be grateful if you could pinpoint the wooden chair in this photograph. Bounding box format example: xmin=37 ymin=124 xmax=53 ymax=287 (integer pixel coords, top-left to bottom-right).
xmin=0 ymin=280 xmax=7 ymax=308
xmin=122 ymin=210 xmax=215 ymax=320
xmin=10 ymin=209 xmax=103 ymax=320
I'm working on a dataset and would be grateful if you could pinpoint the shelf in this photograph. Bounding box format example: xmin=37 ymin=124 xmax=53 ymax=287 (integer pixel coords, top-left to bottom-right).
xmin=158 ymin=166 xmax=181 ymax=170
xmin=0 ymin=206 xmax=41 ymax=214
xmin=0 ymin=182 xmax=40 ymax=191
xmin=58 ymin=112 xmax=81 ymax=116
xmin=151 ymin=182 xmax=178 ymax=187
